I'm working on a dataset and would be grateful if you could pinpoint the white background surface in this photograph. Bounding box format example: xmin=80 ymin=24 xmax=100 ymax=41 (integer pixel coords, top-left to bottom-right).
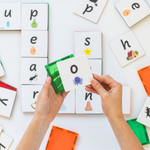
xmin=1 ymin=0 xmax=150 ymax=150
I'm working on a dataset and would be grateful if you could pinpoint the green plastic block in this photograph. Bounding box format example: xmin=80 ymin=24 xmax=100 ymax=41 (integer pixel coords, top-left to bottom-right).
xmin=45 ymin=54 xmax=74 ymax=94
xmin=127 ymin=118 xmax=150 ymax=145
xmin=0 ymin=61 xmax=3 ymax=66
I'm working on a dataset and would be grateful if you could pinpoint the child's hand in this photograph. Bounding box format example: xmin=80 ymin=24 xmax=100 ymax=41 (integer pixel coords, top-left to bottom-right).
xmin=34 ymin=77 xmax=69 ymax=123
xmin=86 ymin=74 xmax=123 ymax=120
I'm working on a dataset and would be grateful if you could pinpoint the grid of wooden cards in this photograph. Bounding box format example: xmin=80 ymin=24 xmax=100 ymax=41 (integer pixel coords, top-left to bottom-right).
xmin=0 ymin=2 xmax=133 ymax=116
xmin=1 ymin=0 xmax=150 ymax=149
xmin=44 ymin=31 xmax=131 ymax=115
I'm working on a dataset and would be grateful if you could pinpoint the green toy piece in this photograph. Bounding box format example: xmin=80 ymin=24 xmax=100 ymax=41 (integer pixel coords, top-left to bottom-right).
xmin=31 ymin=19 xmax=38 ymax=28
xmin=0 ymin=61 xmax=3 ymax=66
xmin=45 ymin=54 xmax=74 ymax=94
xmin=127 ymin=118 xmax=150 ymax=145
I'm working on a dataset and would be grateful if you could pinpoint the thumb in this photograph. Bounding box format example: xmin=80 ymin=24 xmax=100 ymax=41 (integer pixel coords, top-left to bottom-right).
xmin=41 ymin=77 xmax=51 ymax=96
xmin=91 ymin=79 xmax=107 ymax=97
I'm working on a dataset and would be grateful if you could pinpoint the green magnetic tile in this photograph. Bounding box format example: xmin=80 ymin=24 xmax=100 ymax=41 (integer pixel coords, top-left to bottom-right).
xmin=45 ymin=54 xmax=74 ymax=94
xmin=0 ymin=61 xmax=3 ymax=66
xmin=127 ymin=118 xmax=150 ymax=145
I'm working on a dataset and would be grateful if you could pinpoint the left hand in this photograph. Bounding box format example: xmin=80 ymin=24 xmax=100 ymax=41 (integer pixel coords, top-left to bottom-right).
xmin=34 ymin=77 xmax=69 ymax=123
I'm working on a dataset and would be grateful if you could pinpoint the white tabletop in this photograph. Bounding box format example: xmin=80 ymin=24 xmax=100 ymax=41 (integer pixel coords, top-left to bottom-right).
xmin=1 ymin=0 xmax=150 ymax=149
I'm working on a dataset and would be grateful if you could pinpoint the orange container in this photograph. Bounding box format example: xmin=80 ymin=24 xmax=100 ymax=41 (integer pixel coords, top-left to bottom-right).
xmin=45 ymin=126 xmax=78 ymax=150
xmin=138 ymin=65 xmax=150 ymax=96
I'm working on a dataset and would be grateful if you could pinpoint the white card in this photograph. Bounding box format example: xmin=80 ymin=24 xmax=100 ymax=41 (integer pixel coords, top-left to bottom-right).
xmin=76 ymin=59 xmax=103 ymax=114
xmin=0 ymin=62 xmax=5 ymax=77
xmin=21 ymin=58 xmax=47 ymax=85
xmin=76 ymin=87 xmax=103 ymax=114
xmin=75 ymin=31 xmax=102 ymax=59
xmin=115 ymin=0 xmax=150 ymax=27
xmin=22 ymin=3 xmax=49 ymax=30
xmin=0 ymin=87 xmax=17 ymax=118
xmin=59 ymin=90 xmax=75 ymax=114
xmin=0 ymin=3 xmax=21 ymax=30
xmin=122 ymin=86 xmax=131 ymax=115
xmin=109 ymin=31 xmax=145 ymax=67
xmin=0 ymin=132 xmax=13 ymax=150
xmin=137 ymin=97 xmax=150 ymax=128
xmin=76 ymin=86 xmax=131 ymax=115
xmin=73 ymin=0 xmax=108 ymax=23
xmin=57 ymin=55 xmax=93 ymax=92
xmin=88 ymin=59 xmax=103 ymax=75
xmin=22 ymin=85 xmax=43 ymax=112
xmin=21 ymin=31 xmax=48 ymax=57
xmin=0 ymin=126 xmax=2 ymax=134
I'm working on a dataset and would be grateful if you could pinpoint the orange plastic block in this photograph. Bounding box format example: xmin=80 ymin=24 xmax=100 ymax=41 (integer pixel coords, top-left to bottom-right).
xmin=138 ymin=65 xmax=150 ymax=96
xmin=45 ymin=126 xmax=78 ymax=150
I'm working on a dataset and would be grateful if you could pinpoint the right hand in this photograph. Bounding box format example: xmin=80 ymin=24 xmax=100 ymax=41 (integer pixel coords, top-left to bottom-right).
xmin=35 ymin=77 xmax=69 ymax=124
xmin=86 ymin=74 xmax=123 ymax=120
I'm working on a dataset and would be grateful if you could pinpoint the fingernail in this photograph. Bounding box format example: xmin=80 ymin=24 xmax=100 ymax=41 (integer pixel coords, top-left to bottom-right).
xmin=46 ymin=77 xmax=51 ymax=83
xmin=91 ymin=79 xmax=97 ymax=86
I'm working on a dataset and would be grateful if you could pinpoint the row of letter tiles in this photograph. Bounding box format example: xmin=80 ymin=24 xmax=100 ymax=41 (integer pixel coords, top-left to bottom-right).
xmin=0 ymin=3 xmax=49 ymax=30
